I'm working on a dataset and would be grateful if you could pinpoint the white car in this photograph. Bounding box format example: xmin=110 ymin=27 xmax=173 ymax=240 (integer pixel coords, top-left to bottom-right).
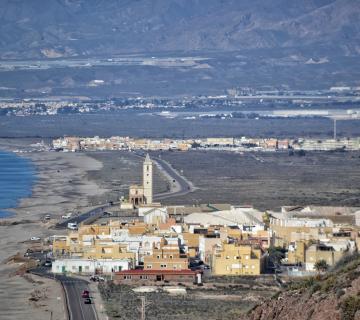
xmin=30 ymin=236 xmax=41 ymax=241
xmin=62 ymin=213 xmax=72 ymax=219
xmin=67 ymin=222 xmax=78 ymax=230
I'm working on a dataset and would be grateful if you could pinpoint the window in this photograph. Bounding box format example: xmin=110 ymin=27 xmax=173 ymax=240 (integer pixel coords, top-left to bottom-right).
xmin=124 ymin=275 xmax=132 ymax=280
xmin=245 ymin=255 xmax=249 ymax=260
xmin=157 ymin=255 xmax=160 ymax=259
xmin=173 ymin=265 xmax=177 ymax=270
xmin=234 ymin=256 xmax=239 ymax=260
xmin=226 ymin=255 xmax=230 ymax=259
xmin=169 ymin=255 xmax=173 ymax=259
xmin=85 ymin=266 xmax=89 ymax=271
xmin=140 ymin=275 xmax=148 ymax=280
xmin=72 ymin=266 xmax=76 ymax=270
xmin=146 ymin=265 xmax=152 ymax=269
xmin=160 ymin=264 xmax=167 ymax=268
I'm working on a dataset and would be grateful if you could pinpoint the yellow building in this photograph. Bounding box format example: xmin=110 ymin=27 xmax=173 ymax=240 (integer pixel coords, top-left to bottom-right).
xmin=270 ymin=223 xmax=333 ymax=247
xmin=212 ymin=242 xmax=265 ymax=276
xmin=143 ymin=239 xmax=188 ymax=270
xmin=305 ymin=243 xmax=348 ymax=271
xmin=52 ymin=224 xmax=135 ymax=263
xmin=287 ymin=241 xmax=306 ymax=264
xmin=182 ymin=232 xmax=200 ymax=258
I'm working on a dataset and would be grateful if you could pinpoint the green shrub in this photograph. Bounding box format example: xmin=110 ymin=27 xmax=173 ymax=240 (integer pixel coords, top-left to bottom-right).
xmin=336 ymin=289 xmax=345 ymax=299
xmin=341 ymin=295 xmax=360 ymax=320
xmin=309 ymin=283 xmax=321 ymax=295
xmin=320 ymin=276 xmax=336 ymax=293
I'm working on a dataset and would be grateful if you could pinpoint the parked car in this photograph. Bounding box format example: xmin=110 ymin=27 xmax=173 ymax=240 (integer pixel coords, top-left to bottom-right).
xmin=84 ymin=298 xmax=92 ymax=304
xmin=30 ymin=236 xmax=41 ymax=241
xmin=24 ymin=249 xmax=34 ymax=257
xmin=62 ymin=213 xmax=72 ymax=219
xmin=44 ymin=214 xmax=51 ymax=220
xmin=90 ymin=275 xmax=105 ymax=282
xmin=44 ymin=260 xmax=52 ymax=267
xmin=67 ymin=222 xmax=78 ymax=230
xmin=82 ymin=290 xmax=90 ymax=298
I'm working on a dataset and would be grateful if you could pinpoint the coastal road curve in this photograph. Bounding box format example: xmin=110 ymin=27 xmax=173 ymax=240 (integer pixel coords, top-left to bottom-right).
xmin=59 ymin=275 xmax=98 ymax=320
xmin=152 ymin=156 xmax=194 ymax=200
xmin=55 ymin=204 xmax=111 ymax=229
xmin=132 ymin=150 xmax=195 ymax=200
xmin=31 ymin=268 xmax=97 ymax=320
xmin=56 ymin=150 xmax=194 ymax=229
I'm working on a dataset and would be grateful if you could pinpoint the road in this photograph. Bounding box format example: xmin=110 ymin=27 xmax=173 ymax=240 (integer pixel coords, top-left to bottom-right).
xmin=31 ymin=268 xmax=97 ymax=320
xmin=152 ymin=156 xmax=194 ymax=200
xmin=55 ymin=204 xmax=111 ymax=229
xmin=132 ymin=150 xmax=194 ymax=200
xmin=56 ymin=151 xmax=193 ymax=229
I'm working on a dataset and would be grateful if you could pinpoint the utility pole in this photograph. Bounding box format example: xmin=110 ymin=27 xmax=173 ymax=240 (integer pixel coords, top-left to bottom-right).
xmin=140 ymin=296 xmax=145 ymax=320
xmin=138 ymin=296 xmax=151 ymax=320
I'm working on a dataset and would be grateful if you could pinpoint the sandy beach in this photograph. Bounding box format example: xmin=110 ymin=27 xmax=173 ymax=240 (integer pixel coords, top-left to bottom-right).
xmin=0 ymin=147 xmax=108 ymax=320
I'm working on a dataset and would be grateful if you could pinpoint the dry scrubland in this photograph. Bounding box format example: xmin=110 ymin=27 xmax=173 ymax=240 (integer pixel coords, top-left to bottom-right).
xmin=242 ymin=254 xmax=360 ymax=320
xmin=86 ymin=150 xmax=360 ymax=210
xmin=155 ymin=150 xmax=360 ymax=210
xmin=99 ymin=276 xmax=278 ymax=320
xmin=86 ymin=151 xmax=169 ymax=204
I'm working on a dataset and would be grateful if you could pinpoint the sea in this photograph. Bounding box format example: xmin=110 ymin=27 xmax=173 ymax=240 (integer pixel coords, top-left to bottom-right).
xmin=0 ymin=151 xmax=36 ymax=218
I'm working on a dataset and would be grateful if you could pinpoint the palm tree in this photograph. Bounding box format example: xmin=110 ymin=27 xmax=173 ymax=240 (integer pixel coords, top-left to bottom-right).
xmin=314 ymin=259 xmax=329 ymax=273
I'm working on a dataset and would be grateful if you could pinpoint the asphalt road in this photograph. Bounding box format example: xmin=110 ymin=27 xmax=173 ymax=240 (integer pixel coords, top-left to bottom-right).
xmin=56 ymin=150 xmax=193 ymax=230
xmin=55 ymin=204 xmax=110 ymax=229
xmin=31 ymin=267 xmax=97 ymax=320
xmin=59 ymin=275 xmax=97 ymax=320
xmin=153 ymin=156 xmax=193 ymax=200
xmin=131 ymin=150 xmax=193 ymax=200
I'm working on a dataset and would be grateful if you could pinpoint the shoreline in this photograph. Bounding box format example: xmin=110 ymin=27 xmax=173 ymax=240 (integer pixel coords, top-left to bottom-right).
xmin=0 ymin=150 xmax=37 ymax=219
xmin=0 ymin=147 xmax=109 ymax=320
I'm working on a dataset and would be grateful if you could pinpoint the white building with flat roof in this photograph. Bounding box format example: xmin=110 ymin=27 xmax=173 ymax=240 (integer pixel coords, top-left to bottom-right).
xmin=52 ymin=258 xmax=131 ymax=274
xmin=184 ymin=206 xmax=264 ymax=231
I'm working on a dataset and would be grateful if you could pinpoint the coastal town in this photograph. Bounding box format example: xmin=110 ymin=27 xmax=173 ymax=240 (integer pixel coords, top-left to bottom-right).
xmin=2 ymin=2 xmax=360 ymax=320
xmin=13 ymin=153 xmax=358 ymax=319
xmin=49 ymin=155 xmax=360 ymax=279
xmin=52 ymin=135 xmax=360 ymax=152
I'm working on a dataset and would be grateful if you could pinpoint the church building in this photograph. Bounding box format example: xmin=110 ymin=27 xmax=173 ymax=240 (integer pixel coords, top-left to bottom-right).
xmin=129 ymin=154 xmax=153 ymax=206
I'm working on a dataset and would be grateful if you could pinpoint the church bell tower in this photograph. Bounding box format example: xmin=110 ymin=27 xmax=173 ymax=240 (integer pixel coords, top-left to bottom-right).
xmin=143 ymin=154 xmax=153 ymax=204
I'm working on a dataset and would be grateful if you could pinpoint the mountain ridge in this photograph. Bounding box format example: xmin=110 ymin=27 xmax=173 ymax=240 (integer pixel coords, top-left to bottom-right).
xmin=0 ymin=0 xmax=359 ymax=59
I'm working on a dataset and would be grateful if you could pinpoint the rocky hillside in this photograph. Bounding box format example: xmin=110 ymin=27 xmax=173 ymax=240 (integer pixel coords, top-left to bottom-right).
xmin=0 ymin=0 xmax=359 ymax=59
xmin=241 ymin=254 xmax=360 ymax=320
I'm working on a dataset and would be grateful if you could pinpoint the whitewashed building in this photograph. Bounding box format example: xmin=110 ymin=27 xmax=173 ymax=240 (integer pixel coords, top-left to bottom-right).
xmin=52 ymin=258 xmax=131 ymax=274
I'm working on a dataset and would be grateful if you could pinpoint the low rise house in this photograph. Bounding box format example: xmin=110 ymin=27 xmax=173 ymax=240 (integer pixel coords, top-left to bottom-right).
xmin=114 ymin=269 xmax=201 ymax=284
xmin=184 ymin=206 xmax=264 ymax=231
xmin=52 ymin=258 xmax=131 ymax=274
xmin=143 ymin=238 xmax=188 ymax=271
xmin=305 ymin=241 xmax=353 ymax=271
